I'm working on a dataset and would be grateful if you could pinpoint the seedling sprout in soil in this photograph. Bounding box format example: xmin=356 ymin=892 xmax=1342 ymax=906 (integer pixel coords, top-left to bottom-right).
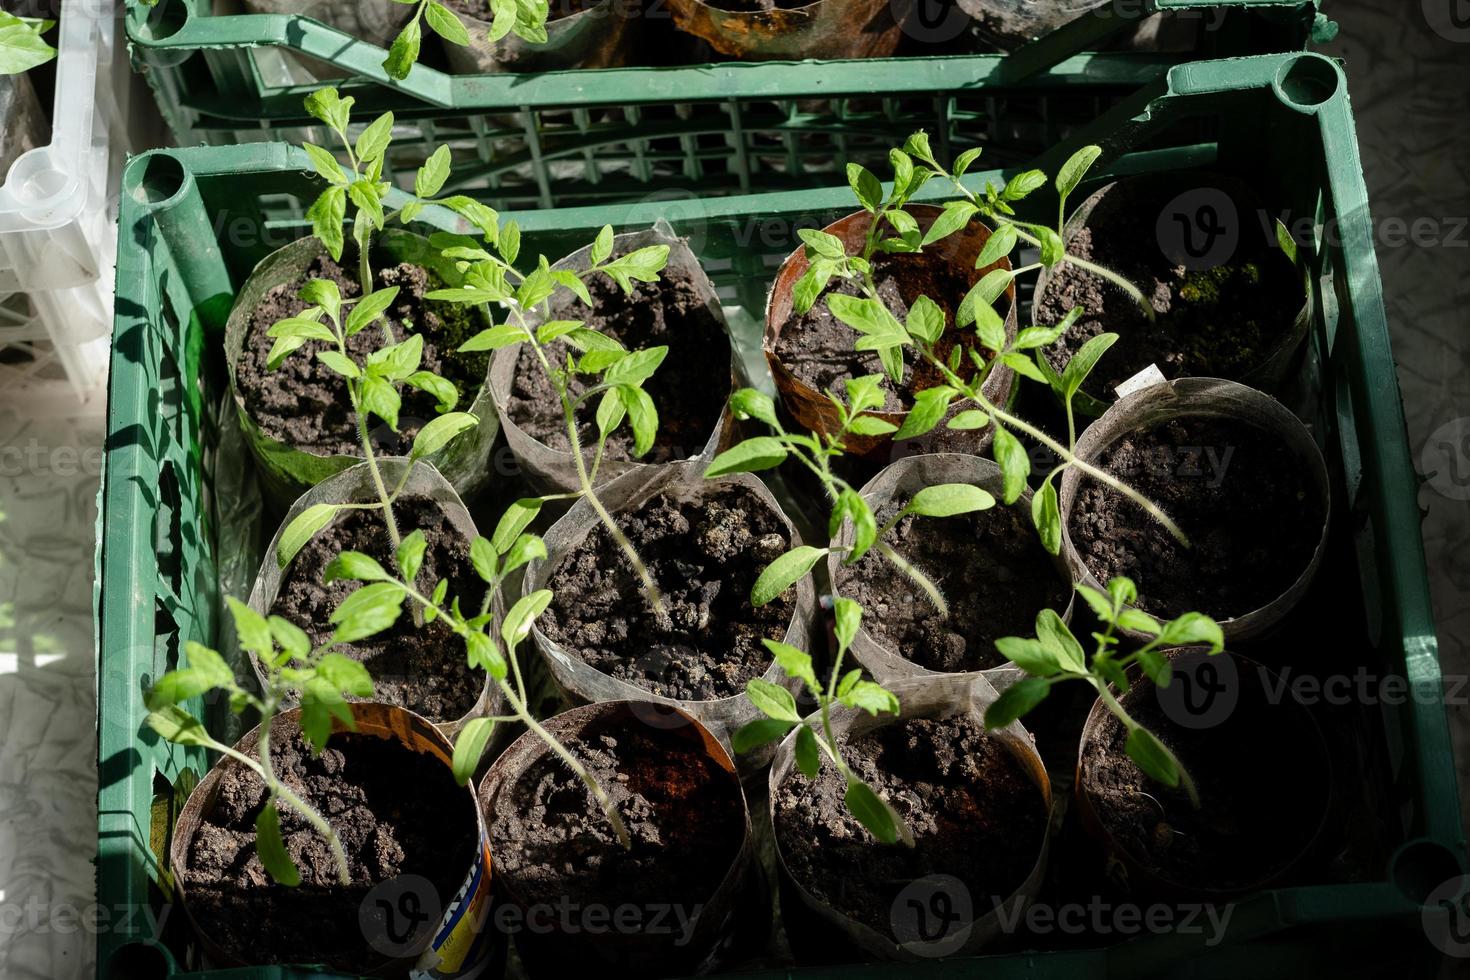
xmin=0 ymin=11 xmax=55 ymax=74
xmin=706 ymin=380 xmax=997 ymax=846
xmin=431 ymin=217 xmax=675 ymax=617
xmin=384 ymin=0 xmax=552 ymax=80
xmin=986 ymin=576 xmax=1225 ymax=806
xmin=143 ymin=599 xmax=375 ymax=886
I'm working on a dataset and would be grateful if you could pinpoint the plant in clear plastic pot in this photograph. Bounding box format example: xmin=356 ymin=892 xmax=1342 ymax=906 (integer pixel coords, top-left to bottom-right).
xmin=769 ymin=673 xmax=1052 ymax=961
xmin=667 ymin=0 xmax=908 ymax=61
xmin=441 ymin=0 xmax=635 ymax=73
xmin=227 ymin=87 xmax=504 ymax=509
xmin=1032 ymin=174 xmax=1312 ymax=418
xmin=523 ymin=458 xmax=815 ymax=752
xmin=1076 ymin=648 xmax=1333 ymax=899
xmin=480 ymin=700 xmax=755 ymax=976
xmin=143 ymin=606 xmax=496 ymax=975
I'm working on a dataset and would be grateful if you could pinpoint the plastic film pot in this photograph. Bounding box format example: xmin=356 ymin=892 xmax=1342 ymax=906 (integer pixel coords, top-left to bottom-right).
xmin=769 ymin=672 xmax=1052 ymax=960
xmin=523 ymin=459 xmax=814 ymax=751
xmin=489 ymin=221 xmax=736 ymax=496
xmin=169 ymin=702 xmax=496 ymax=978
xmin=225 ymin=230 xmax=500 ymax=510
xmin=667 ymin=0 xmax=907 ymax=60
xmin=445 ymin=0 xmax=637 ymax=73
xmin=765 ymin=205 xmax=1018 ymax=463
xmin=247 ymin=458 xmax=501 ymax=735
xmin=478 ymin=699 xmax=754 ymax=976
xmin=828 ymin=452 xmax=1073 ymax=684
xmin=1058 ymin=377 xmax=1329 ymax=644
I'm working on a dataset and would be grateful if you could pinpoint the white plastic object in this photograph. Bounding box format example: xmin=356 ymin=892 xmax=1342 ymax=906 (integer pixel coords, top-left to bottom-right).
xmin=0 ymin=0 xmax=142 ymax=400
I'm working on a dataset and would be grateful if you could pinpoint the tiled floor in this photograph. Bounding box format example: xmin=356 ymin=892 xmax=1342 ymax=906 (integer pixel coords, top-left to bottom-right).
xmin=0 ymin=7 xmax=1466 ymax=978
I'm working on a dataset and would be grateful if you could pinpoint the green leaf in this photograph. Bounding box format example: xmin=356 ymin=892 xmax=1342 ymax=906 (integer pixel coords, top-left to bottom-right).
xmin=1136 ymin=649 xmax=1172 ymax=687
xmin=354 ymin=112 xmax=395 ymax=166
xmin=1124 ymin=727 xmax=1180 ymax=788
xmin=751 ymin=546 xmax=825 ymax=606
xmin=458 ymin=325 xmax=525 ymax=353
xmin=413 ymin=144 xmax=452 ymax=199
xmin=404 ymin=370 xmax=458 ymax=413
xmin=903 ymin=131 xmax=934 ymax=162
xmin=845 ymin=777 xmax=898 ymax=845
xmin=794 ymin=725 xmax=821 ymax=778
xmin=451 ymin=719 xmax=497 ymax=786
xmin=323 ymin=551 xmax=390 ymax=584
xmin=954 ymin=147 xmax=984 ymax=177
xmin=893 ymin=385 xmax=956 ymax=441
xmin=492 ymin=498 xmax=543 ymax=554
xmin=499 ymin=534 xmax=546 ymax=577
xmin=411 ymin=412 xmax=478 ymax=460
xmin=223 ymin=596 xmax=271 ymax=659
xmin=144 ymin=706 xmax=212 ymax=747
xmin=535 ymin=319 xmax=584 ymax=345
xmin=317 ymin=653 xmax=374 ymax=697
xmin=946 ymin=410 xmax=989 ymax=430
xmin=844 ymin=375 xmax=885 ymax=415
xmin=383 ymin=17 xmax=421 ymax=79
xmin=905 ymin=294 xmax=945 ymax=345
xmin=832 ymin=489 xmax=877 ymax=562
xmin=848 ymin=415 xmax=897 ymax=437
xmin=888 ymin=148 xmax=915 ymax=201
xmin=266 ymin=317 xmax=335 ymax=348
xmin=905 ymin=483 xmax=995 ymax=518
xmin=424 ymin=1 xmax=471 ymax=43
xmin=1077 ymin=584 xmax=1115 ymax=622
xmin=840 ymin=680 xmax=900 ymax=716
xmin=621 ymin=386 xmax=659 ymax=457
xmin=1156 ymin=612 xmax=1225 ymax=652
xmin=277 ymin=504 xmax=341 ymax=569
xmin=359 ymin=376 xmax=401 ymax=431
xmin=1003 ymin=169 xmax=1048 ymax=201
xmin=502 ymin=590 xmax=552 ymax=650
xmin=316 ymin=350 xmax=359 ymax=379
xmin=306 ymin=187 xmax=347 ymax=262
xmin=304 ymin=87 xmax=352 ymax=131
xmin=921 ymin=201 xmax=977 ymax=248
xmin=588 ymin=225 xmax=616 ymax=265
xmin=396 ymin=531 xmax=427 ymax=585
xmin=466 ymin=631 xmax=507 ymax=679
xmin=345 ymin=286 xmax=400 ymax=336
xmin=995 ymin=636 xmax=1061 ymax=677
xmin=747 ymin=678 xmax=800 ymax=722
xmin=1108 ymin=576 xmax=1138 ymax=607
xmin=729 ymin=388 xmax=777 ymax=427
xmin=973 ymin=299 xmax=1007 ymax=353
xmin=884 ymin=209 xmax=920 ymax=239
xmin=1117 ymin=609 xmax=1162 ymax=635
xmin=302 ymin=143 xmax=347 ymax=186
xmin=600 ymin=245 xmax=670 ymax=294
xmin=1035 ymin=608 xmax=1086 ymax=673
xmin=1056 ymin=145 xmax=1103 ymax=204
xmin=847 ymin=163 xmax=883 ymax=212
xmin=1275 ymin=217 xmax=1299 ymax=266
xmin=329 ymin=582 xmax=405 ymax=643
xmin=732 ymin=718 xmax=795 ymax=755
xmin=991 ymin=424 xmax=1029 ymax=504
xmin=1036 ymin=226 xmax=1065 ymax=267
xmin=798 ymin=228 xmax=847 ymax=260
xmin=974 ymin=224 xmax=1018 ymax=269
xmin=470 ymin=538 xmax=497 ymax=584
xmin=604 ymin=346 xmax=668 ymax=387
xmin=1032 ymin=475 xmax=1062 ymax=555
xmin=706 ymin=437 xmax=787 ymax=477
xmin=0 ymin=14 xmax=55 ymax=75
xmin=957 ymin=268 xmax=1013 ymax=328
xmin=1062 ymin=332 xmax=1118 ymax=398
xmin=270 ymin=616 xmax=311 ymax=662
xmin=255 ymin=804 xmax=301 ymax=887
xmin=826 ymin=294 xmax=903 ymax=340
xmin=595 ymin=389 xmax=626 ymax=439
xmin=833 ymin=597 xmax=862 ymax=654
xmin=1014 ymin=322 xmax=1072 ymax=351
xmin=984 ymin=677 xmax=1050 ymax=728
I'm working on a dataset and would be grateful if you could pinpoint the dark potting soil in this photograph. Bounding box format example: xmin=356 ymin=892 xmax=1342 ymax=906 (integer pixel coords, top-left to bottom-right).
xmin=1034 ymin=180 xmax=1301 ymax=397
xmin=1068 ymin=415 xmax=1322 ymax=622
xmin=236 ymin=252 xmax=489 ymax=458
xmin=272 ymin=498 xmax=485 ymax=722
xmin=704 ymin=0 xmax=813 ymax=10
xmin=1079 ymin=671 xmax=1327 ymax=891
xmin=443 ymin=0 xmax=598 ymax=20
xmin=540 ymin=483 xmax=794 ymax=700
xmin=775 ymin=252 xmax=982 ymax=413
xmin=836 ymin=500 xmax=1069 ymax=672
xmin=182 ymin=722 xmax=478 ymax=972
xmin=776 ymin=714 xmax=1046 ymax=937
xmin=487 ymin=720 xmax=745 ymax=921
xmin=507 ymin=259 xmax=729 ymax=464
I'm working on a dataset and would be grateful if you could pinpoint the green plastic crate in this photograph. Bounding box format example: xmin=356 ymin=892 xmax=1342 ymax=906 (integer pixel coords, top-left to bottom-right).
xmin=97 ymin=50 xmax=1462 ymax=979
xmin=126 ymin=0 xmax=1329 ymax=210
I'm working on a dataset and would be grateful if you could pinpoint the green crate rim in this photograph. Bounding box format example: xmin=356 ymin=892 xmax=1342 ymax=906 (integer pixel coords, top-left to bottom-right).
xmin=97 ymin=49 xmax=1462 ymax=979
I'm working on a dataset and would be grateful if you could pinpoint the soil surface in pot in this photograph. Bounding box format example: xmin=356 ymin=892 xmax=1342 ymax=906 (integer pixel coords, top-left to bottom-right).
xmin=182 ymin=723 xmax=477 ymax=972
xmin=508 ymin=258 xmax=729 ymax=464
xmin=1069 ymin=415 xmax=1322 ymax=622
xmin=443 ymin=0 xmax=599 ymax=20
xmin=836 ymin=500 xmax=1069 ymax=672
xmin=776 ymin=714 xmax=1046 ymax=937
xmin=487 ymin=717 xmax=745 ymax=927
xmin=1080 ymin=671 xmax=1327 ymax=891
xmin=774 ymin=252 xmax=982 ymax=413
xmin=704 ymin=0 xmax=814 ymax=10
xmin=540 ymin=483 xmax=794 ymax=700
xmin=237 ymin=251 xmax=489 ymax=458
xmin=273 ymin=498 xmax=484 ymax=722
xmin=1035 ymin=180 xmax=1301 ymax=397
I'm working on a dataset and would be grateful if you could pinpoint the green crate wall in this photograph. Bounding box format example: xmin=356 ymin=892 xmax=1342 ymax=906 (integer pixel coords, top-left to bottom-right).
xmin=98 ymin=50 xmax=1461 ymax=980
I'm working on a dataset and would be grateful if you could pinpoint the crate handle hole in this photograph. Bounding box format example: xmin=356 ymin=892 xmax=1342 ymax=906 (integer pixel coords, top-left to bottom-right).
xmin=136 ymin=0 xmax=189 ymax=42
xmin=104 ymin=941 xmax=171 ymax=980
xmin=126 ymin=155 xmax=189 ymax=209
xmin=1272 ymin=54 xmax=1341 ymax=113
xmin=1391 ymin=839 xmax=1468 ymax=905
